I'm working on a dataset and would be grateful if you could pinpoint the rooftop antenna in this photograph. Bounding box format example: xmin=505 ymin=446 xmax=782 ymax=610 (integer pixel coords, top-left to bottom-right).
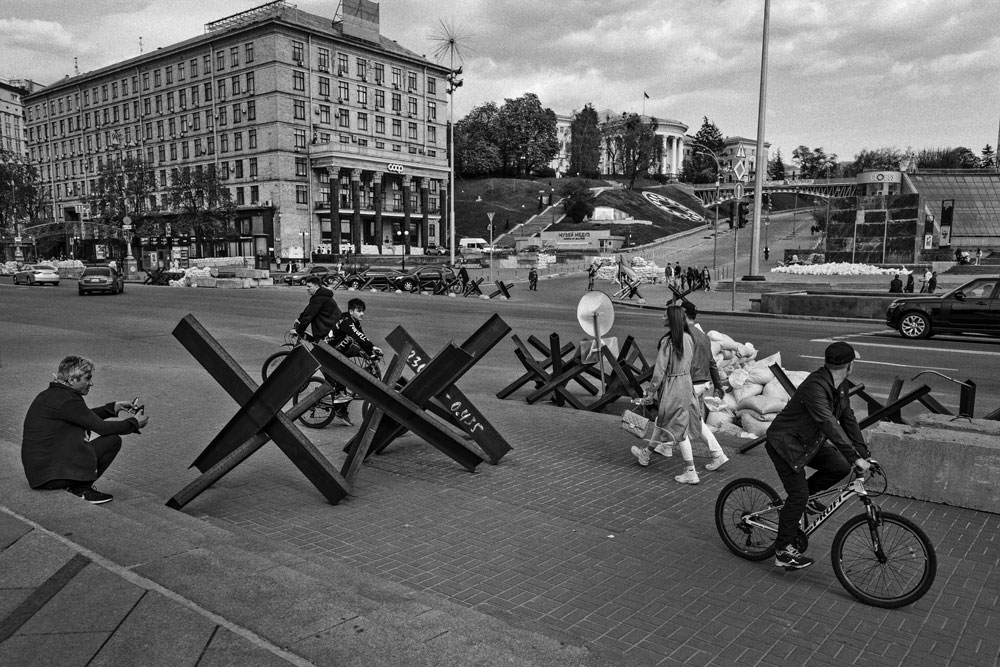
xmin=74 ymin=57 xmax=79 ymax=76
xmin=430 ymin=19 xmax=472 ymax=267
xmin=139 ymin=36 xmax=143 ymax=54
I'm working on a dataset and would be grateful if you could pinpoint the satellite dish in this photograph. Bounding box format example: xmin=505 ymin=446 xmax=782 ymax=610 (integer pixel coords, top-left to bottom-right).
xmin=577 ymin=291 xmax=615 ymax=338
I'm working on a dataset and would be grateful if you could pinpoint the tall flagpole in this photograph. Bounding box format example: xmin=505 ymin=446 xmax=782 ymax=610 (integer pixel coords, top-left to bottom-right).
xmin=748 ymin=0 xmax=770 ymax=278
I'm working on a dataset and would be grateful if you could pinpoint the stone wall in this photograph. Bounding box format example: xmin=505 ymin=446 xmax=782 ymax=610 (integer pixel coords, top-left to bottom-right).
xmin=758 ymin=290 xmax=899 ymax=319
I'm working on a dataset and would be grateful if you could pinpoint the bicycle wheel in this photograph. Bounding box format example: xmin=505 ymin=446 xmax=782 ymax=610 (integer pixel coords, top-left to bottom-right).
xmin=292 ymin=378 xmax=336 ymax=428
xmin=715 ymin=478 xmax=781 ymax=561
xmin=261 ymin=350 xmax=290 ymax=382
xmin=831 ymin=511 xmax=936 ymax=608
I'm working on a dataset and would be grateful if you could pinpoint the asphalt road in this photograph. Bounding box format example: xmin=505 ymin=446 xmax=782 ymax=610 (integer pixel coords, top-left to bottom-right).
xmin=2 ymin=278 xmax=998 ymax=429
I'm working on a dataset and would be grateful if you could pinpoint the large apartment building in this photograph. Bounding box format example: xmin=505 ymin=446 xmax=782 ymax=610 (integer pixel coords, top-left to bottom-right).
xmin=22 ymin=0 xmax=451 ymax=265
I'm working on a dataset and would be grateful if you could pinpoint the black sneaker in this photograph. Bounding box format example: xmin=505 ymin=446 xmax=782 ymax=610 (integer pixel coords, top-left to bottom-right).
xmin=806 ymin=498 xmax=826 ymax=515
xmin=774 ymin=545 xmax=813 ymax=569
xmin=66 ymin=487 xmax=114 ymax=505
xmin=336 ymin=409 xmax=353 ymax=426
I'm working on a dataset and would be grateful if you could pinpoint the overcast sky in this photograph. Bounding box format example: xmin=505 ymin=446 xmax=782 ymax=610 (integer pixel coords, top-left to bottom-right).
xmin=3 ymin=0 xmax=997 ymax=163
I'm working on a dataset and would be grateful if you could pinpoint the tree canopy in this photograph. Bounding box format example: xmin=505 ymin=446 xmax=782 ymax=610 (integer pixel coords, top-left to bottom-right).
xmin=560 ymin=181 xmax=596 ymax=223
xmin=0 ymin=148 xmax=47 ymax=228
xmin=568 ymin=104 xmax=601 ymax=179
xmin=165 ymin=165 xmax=236 ymax=241
xmin=603 ymin=113 xmax=660 ymax=189
xmin=767 ymin=148 xmax=786 ymax=181
xmin=682 ymin=117 xmax=725 ymax=184
xmin=792 ymin=145 xmax=839 ymax=178
xmin=454 ymin=93 xmax=558 ymax=178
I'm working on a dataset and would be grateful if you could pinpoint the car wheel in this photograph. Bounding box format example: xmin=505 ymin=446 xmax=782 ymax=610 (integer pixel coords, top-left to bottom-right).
xmin=899 ymin=312 xmax=932 ymax=339
xmin=401 ymin=279 xmax=416 ymax=292
xmin=349 ymin=278 xmax=362 ymax=289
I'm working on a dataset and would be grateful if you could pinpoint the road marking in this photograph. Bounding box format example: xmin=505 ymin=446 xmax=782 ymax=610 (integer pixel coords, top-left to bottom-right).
xmin=800 ymin=355 xmax=957 ymax=371
xmin=810 ymin=338 xmax=1000 ymax=357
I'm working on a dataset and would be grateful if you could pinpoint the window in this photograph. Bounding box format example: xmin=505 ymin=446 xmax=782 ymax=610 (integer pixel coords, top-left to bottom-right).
xmin=216 ymin=50 xmax=225 ymax=70
xmin=205 ymin=110 xmax=214 ymax=130
xmin=111 ymin=82 xmax=119 ymax=99
xmin=155 ymin=95 xmax=163 ymax=114
xmin=318 ymin=47 xmax=330 ymax=71
xmin=250 ymin=185 xmax=259 ymax=203
xmin=391 ymin=93 xmax=401 ymax=112
xmin=296 ymin=185 xmax=308 ymax=204
xmin=374 ymin=62 xmax=384 ymax=84
xmin=217 ymin=107 xmax=227 ymax=126
xmin=191 ymin=86 xmax=199 ymax=106
xmin=191 ymin=58 xmax=198 ymax=76
xmin=356 ymin=57 xmax=367 ymax=77
xmin=165 ymin=66 xmax=172 ymax=84
xmin=102 ymin=84 xmax=109 ymax=101
xmin=428 ymin=126 xmax=437 ymax=144
xmin=156 ymin=120 xmax=164 ymax=138
xmin=318 ymin=77 xmax=330 ymax=97
xmin=182 ymin=142 xmax=190 ymax=159
xmin=231 ymin=76 xmax=241 ymax=96
xmin=166 ymin=92 xmax=174 ymax=112
xmin=294 ymin=129 xmax=306 ymax=148
xmin=248 ymin=129 xmax=257 ymax=149
xmin=220 ymin=162 xmax=229 ymax=179
xmin=293 ymin=99 xmax=305 ymax=120
xmin=170 ymin=143 xmax=177 ymax=160
xmin=427 ymin=101 xmax=437 ymax=122
xmin=168 ymin=118 xmax=176 ymax=136
xmin=217 ymin=80 xmax=227 ymax=101
xmin=234 ymin=160 xmax=243 ymax=178
xmin=192 ymin=113 xmax=200 ymax=131
xmin=391 ymin=67 xmax=402 ymax=88
xmin=232 ymin=103 xmax=242 ymax=123
xmin=293 ymin=71 xmax=305 ymax=91
xmin=234 ymin=132 xmax=243 ymax=151
xmin=375 ymin=89 xmax=385 ymax=109
xmin=194 ymin=138 xmax=202 ymax=156
xmin=357 ymin=86 xmax=368 ymax=106
xmin=391 ymin=118 xmax=401 ymax=137
xmin=427 ymin=77 xmax=436 ymax=95
xmin=337 ymin=109 xmax=350 ymax=128
xmin=337 ymin=53 xmax=348 ymax=74
xmin=375 ymin=116 xmax=385 ymax=134
xmin=245 ymin=72 xmax=255 ymax=94
xmin=178 ymin=89 xmax=187 ymax=108
xmin=407 ymin=71 xmax=417 ymax=91
xmin=319 ymin=104 xmax=330 ymax=124
xmin=408 ymin=122 xmax=418 ymax=140
xmin=357 ymin=112 xmax=368 ymax=131
xmin=236 ymin=187 xmax=245 ymax=205
xmin=220 ymin=134 xmax=229 ymax=153
xmin=178 ymin=62 xmax=185 ymax=81
xmin=292 ymin=41 xmax=304 ymax=63
xmin=245 ymin=42 xmax=254 ymax=63
xmin=203 ymin=54 xmax=211 ymax=73
xmin=246 ymin=101 xmax=256 ymax=120
xmin=407 ymin=97 xmax=417 ymax=115
xmin=204 ymin=82 xmax=213 ymax=102
xmin=295 ymin=157 xmax=307 ymax=176
xmin=230 ymin=47 xmax=239 ymax=68
xmin=338 ymin=81 xmax=349 ymax=102
xmin=249 ymin=157 xmax=257 ymax=179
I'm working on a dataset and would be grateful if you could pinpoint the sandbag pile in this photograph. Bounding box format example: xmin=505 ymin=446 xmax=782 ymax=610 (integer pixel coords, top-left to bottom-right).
xmin=593 ymin=256 xmax=664 ymax=283
xmin=703 ymin=332 xmax=811 ymax=438
xmin=169 ymin=266 xmax=216 ymax=287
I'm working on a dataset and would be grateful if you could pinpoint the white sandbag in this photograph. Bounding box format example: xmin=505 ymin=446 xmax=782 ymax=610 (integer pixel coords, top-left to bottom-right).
xmin=733 ymin=383 xmax=763 ymax=403
xmin=746 ymin=365 xmax=775 ymax=385
xmin=711 ymin=341 xmax=722 ymax=356
xmin=728 ymin=368 xmax=749 ymax=388
xmin=736 ymin=342 xmax=756 ymax=358
xmin=722 ymin=392 xmax=740 ymax=412
xmin=703 ymin=396 xmax=727 ymax=412
xmin=762 ymin=378 xmax=791 ymax=401
xmin=709 ymin=331 xmax=739 ymax=351
xmin=706 ymin=411 xmax=734 ymax=428
xmin=741 ymin=412 xmax=772 ymax=436
xmin=737 ymin=408 xmax=777 ymax=423
xmin=738 ymin=394 xmax=787 ymax=414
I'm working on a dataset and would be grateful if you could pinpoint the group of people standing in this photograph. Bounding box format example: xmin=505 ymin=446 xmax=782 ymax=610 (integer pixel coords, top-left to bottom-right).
xmin=664 ymin=263 xmax=711 ymax=292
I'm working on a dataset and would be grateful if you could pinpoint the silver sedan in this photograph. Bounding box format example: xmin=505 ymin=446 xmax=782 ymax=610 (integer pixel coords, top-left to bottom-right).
xmin=13 ymin=264 xmax=61 ymax=286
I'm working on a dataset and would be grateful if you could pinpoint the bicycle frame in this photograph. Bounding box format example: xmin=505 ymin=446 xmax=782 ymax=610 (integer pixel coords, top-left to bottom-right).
xmin=743 ymin=475 xmax=875 ymax=540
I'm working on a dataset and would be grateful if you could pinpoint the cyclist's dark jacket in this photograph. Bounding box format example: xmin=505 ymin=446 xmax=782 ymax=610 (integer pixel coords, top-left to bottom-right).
xmin=766 ymin=366 xmax=869 ymax=472
xmin=294 ymin=287 xmax=340 ymax=339
xmin=330 ymin=313 xmax=375 ymax=355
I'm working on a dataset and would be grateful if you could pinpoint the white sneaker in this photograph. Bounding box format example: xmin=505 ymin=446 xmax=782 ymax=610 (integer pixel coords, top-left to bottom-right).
xmin=674 ymin=469 xmax=700 ymax=485
xmin=630 ymin=445 xmax=651 ymax=467
xmin=705 ymin=453 xmax=729 ymax=471
xmin=653 ymin=443 xmax=672 ymax=457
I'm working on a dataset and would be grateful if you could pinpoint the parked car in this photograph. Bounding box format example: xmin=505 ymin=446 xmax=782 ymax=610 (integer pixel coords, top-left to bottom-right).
xmin=283 ymin=265 xmax=335 ymax=286
xmin=390 ymin=265 xmax=460 ymax=292
xmin=340 ymin=266 xmax=406 ymax=290
xmin=13 ymin=264 xmax=60 ymax=286
xmin=885 ymin=277 xmax=1000 ymax=339
xmin=78 ymin=266 xmax=125 ymax=295
xmin=425 ymin=245 xmax=449 ymax=256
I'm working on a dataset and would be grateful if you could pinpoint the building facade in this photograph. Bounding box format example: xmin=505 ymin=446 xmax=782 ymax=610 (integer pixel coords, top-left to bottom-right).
xmin=0 ymin=78 xmax=39 ymax=155
xmin=22 ymin=0 xmax=451 ymax=265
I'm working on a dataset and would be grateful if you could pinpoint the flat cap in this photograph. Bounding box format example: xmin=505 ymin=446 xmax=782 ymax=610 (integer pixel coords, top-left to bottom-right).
xmin=825 ymin=341 xmax=856 ymax=365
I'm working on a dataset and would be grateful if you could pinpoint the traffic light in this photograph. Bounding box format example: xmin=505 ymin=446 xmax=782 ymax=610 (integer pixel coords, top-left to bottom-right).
xmin=446 ymin=66 xmax=463 ymax=93
xmin=738 ymin=201 xmax=749 ymax=228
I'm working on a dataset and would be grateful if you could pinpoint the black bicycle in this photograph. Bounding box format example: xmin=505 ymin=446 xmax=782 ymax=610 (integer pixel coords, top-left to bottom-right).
xmin=715 ymin=461 xmax=936 ymax=608
xmin=262 ymin=331 xmax=382 ymax=429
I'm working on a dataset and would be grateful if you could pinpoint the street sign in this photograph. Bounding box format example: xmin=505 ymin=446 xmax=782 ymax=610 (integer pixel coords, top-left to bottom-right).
xmin=122 ymin=215 xmax=132 ymax=231
xmin=487 ymin=211 xmax=495 ymax=230
xmin=733 ymin=184 xmax=744 ymax=200
xmin=14 ymin=236 xmax=21 ymax=244
xmin=733 ymin=161 xmax=747 ymax=182
xmin=736 ymin=143 xmax=747 ymax=159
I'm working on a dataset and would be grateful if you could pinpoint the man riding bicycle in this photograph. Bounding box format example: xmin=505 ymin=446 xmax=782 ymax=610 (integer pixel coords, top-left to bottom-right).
xmin=293 ymin=276 xmax=340 ymax=341
xmin=326 ymin=298 xmax=382 ymax=425
xmin=765 ymin=342 xmax=871 ymax=569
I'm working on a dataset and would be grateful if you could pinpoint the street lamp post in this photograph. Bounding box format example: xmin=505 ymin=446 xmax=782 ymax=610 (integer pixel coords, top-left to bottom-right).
xmin=301 ymin=230 xmax=309 ymax=265
xmin=487 ymin=211 xmax=496 ymax=286
xmin=691 ymin=143 xmax=725 ymax=274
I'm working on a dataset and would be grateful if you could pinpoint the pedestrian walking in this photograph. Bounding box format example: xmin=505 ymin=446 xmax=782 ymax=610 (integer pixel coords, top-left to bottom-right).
xmin=631 ymin=305 xmax=701 ymax=485
xmin=927 ymin=271 xmax=938 ymax=294
xmin=673 ymin=263 xmax=682 ymax=289
xmin=528 ymin=268 xmax=538 ymax=291
xmin=976 ymin=248 xmax=983 ymax=265
xmin=683 ymin=303 xmax=728 ymax=471
xmin=587 ymin=262 xmax=598 ymax=291
xmin=701 ymin=266 xmax=712 ymax=291
xmin=458 ymin=263 xmax=470 ymax=293
xmin=904 ymin=273 xmax=914 ymax=293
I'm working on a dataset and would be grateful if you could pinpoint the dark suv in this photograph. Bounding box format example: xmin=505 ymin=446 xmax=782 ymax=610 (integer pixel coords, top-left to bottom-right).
xmin=885 ymin=277 xmax=1000 ymax=339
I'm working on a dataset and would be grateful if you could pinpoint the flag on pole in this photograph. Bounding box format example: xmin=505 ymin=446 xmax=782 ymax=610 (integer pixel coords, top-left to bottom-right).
xmin=643 ymin=92 xmax=650 ymax=99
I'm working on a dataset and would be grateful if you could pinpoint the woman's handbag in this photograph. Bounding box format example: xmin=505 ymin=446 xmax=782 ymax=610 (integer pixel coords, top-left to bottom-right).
xmin=620 ymin=408 xmax=654 ymax=439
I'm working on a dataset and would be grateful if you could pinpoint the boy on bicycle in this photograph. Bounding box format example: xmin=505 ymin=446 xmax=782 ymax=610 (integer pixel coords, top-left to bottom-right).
xmin=327 ymin=298 xmax=382 ymax=424
xmin=765 ymin=342 xmax=871 ymax=570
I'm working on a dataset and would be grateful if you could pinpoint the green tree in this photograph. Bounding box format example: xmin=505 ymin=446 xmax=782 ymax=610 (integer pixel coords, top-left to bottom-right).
xmin=792 ymin=145 xmax=839 ymax=178
xmin=683 ymin=117 xmax=725 ymax=183
xmin=495 ymin=93 xmax=559 ymax=177
xmin=568 ymin=104 xmax=601 ymax=178
xmin=0 ymin=148 xmax=46 ymax=230
xmin=86 ymin=154 xmax=156 ymax=225
xmin=165 ymin=165 xmax=236 ymax=255
xmin=454 ymin=102 xmax=503 ymax=177
xmin=560 ymin=181 xmax=596 ymax=223
xmin=844 ymin=147 xmax=904 ymax=177
xmin=916 ymin=146 xmax=980 ymax=169
xmin=603 ymin=113 xmax=660 ymax=189
xmin=981 ymin=144 xmax=996 ymax=169
xmin=767 ymin=147 xmax=786 ymax=180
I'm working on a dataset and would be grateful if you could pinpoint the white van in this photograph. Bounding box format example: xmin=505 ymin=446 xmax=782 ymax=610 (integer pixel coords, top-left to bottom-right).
xmin=459 ymin=237 xmax=489 ymax=251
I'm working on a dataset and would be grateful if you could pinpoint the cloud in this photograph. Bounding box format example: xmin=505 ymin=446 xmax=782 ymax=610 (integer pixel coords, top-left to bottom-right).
xmin=0 ymin=18 xmax=75 ymax=49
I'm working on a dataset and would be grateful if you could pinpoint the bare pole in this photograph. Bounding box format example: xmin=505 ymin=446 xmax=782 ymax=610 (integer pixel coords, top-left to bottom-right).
xmin=748 ymin=0 xmax=770 ymax=278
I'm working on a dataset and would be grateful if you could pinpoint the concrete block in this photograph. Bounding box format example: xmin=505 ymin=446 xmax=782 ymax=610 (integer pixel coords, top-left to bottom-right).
xmin=191 ymin=277 xmax=217 ymax=288
xmin=867 ymin=418 xmax=1000 ymax=513
xmin=214 ymin=278 xmax=243 ymax=289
